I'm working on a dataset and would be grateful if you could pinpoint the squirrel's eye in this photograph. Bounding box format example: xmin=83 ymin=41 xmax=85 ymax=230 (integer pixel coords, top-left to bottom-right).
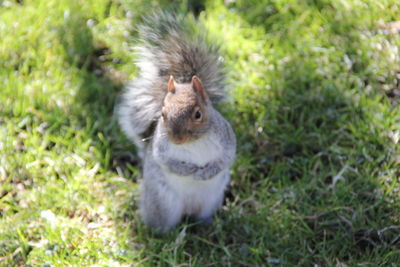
xmin=194 ymin=110 xmax=202 ymax=120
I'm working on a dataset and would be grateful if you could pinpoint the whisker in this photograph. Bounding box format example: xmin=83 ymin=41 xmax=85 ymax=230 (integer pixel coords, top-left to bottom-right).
xmin=141 ymin=130 xmax=168 ymax=142
xmin=141 ymin=135 xmax=154 ymax=142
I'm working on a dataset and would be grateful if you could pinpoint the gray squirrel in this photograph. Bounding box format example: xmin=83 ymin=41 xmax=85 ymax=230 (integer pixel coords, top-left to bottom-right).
xmin=117 ymin=12 xmax=236 ymax=232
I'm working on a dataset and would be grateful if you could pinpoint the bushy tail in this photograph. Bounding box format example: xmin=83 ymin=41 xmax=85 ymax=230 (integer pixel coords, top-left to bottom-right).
xmin=117 ymin=11 xmax=226 ymax=156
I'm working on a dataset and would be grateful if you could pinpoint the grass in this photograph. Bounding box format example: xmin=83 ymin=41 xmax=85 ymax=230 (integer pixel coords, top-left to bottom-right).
xmin=1 ymin=0 xmax=400 ymax=265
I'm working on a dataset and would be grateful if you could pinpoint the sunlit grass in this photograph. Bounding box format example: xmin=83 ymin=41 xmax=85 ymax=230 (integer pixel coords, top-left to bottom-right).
xmin=1 ymin=0 xmax=400 ymax=265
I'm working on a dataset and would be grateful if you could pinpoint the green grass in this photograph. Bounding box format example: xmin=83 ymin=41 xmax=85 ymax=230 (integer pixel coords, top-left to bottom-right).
xmin=1 ymin=0 xmax=400 ymax=265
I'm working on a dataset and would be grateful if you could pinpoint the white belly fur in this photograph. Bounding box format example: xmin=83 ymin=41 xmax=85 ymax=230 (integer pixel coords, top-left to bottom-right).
xmin=164 ymin=169 xmax=229 ymax=216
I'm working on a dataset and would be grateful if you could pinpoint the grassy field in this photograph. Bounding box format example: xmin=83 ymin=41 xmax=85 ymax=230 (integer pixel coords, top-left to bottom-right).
xmin=1 ymin=0 xmax=400 ymax=265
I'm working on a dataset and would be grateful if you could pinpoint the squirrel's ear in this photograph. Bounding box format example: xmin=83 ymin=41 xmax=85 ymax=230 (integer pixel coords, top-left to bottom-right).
xmin=168 ymin=76 xmax=175 ymax=93
xmin=192 ymin=76 xmax=207 ymax=103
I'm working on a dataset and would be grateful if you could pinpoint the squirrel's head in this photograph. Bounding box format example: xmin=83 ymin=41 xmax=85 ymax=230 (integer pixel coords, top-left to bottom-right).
xmin=161 ymin=76 xmax=211 ymax=145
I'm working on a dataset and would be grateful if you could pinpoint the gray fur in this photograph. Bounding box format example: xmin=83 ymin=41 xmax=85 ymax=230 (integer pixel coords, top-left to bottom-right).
xmin=116 ymin=12 xmax=236 ymax=231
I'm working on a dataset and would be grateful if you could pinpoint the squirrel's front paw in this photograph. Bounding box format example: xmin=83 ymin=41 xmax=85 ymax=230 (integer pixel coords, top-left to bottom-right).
xmin=166 ymin=159 xmax=198 ymax=176
xmin=194 ymin=159 xmax=225 ymax=180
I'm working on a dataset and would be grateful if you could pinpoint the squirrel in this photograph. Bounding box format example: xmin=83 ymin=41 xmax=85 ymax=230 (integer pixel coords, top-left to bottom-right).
xmin=117 ymin=11 xmax=236 ymax=232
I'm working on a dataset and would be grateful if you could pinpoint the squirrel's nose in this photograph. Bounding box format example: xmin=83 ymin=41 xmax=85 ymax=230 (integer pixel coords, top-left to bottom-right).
xmin=170 ymin=132 xmax=188 ymax=144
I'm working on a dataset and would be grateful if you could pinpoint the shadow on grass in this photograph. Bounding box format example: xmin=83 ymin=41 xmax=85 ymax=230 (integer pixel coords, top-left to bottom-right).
xmin=56 ymin=14 xmax=139 ymax=180
xmin=226 ymin=51 xmax=399 ymax=265
xmin=268 ymin=66 xmax=398 ymax=262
